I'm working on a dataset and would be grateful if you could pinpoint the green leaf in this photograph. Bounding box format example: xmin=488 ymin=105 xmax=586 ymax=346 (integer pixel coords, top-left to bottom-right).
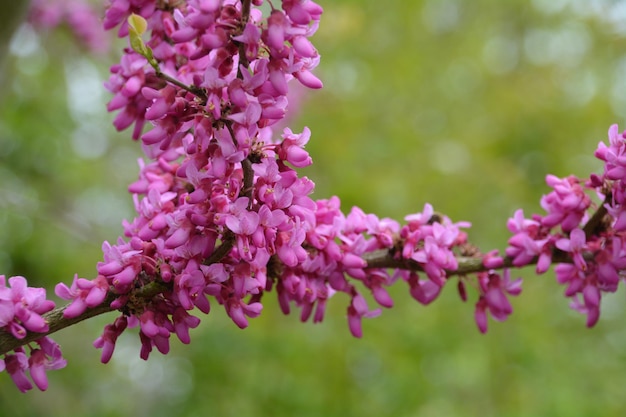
xmin=129 ymin=31 xmax=148 ymax=57
xmin=128 ymin=13 xmax=148 ymax=35
xmin=127 ymin=13 xmax=156 ymax=65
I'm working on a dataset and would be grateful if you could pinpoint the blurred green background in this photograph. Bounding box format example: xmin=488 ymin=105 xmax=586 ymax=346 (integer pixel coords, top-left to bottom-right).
xmin=2 ymin=0 xmax=626 ymax=416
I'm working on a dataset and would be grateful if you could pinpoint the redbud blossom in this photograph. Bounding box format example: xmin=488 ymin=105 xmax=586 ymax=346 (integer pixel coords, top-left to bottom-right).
xmin=10 ymin=0 xmax=626 ymax=395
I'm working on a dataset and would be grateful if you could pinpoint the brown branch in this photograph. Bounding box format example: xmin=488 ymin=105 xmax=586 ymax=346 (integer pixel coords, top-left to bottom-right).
xmin=241 ymin=158 xmax=255 ymax=197
xmin=1 ymin=0 xmax=607 ymax=359
xmin=583 ymin=193 xmax=611 ymax=239
xmin=360 ymin=249 xmax=502 ymax=274
xmin=241 ymin=0 xmax=251 ymax=24
xmin=361 ymin=247 xmax=583 ymax=277
xmin=0 ymin=292 xmax=116 ymax=355
xmin=0 ymin=280 xmax=175 ymax=355
xmin=235 ymin=0 xmax=252 ymax=76
xmin=0 ymin=240 xmax=235 ymax=356
xmin=154 ymin=68 xmax=207 ymax=101
xmin=204 ymin=232 xmax=235 ymax=265
xmin=1 ymin=168 xmax=610 ymax=356
xmin=0 ymin=239 xmax=590 ymax=356
xmin=361 ymin=250 xmax=497 ymax=274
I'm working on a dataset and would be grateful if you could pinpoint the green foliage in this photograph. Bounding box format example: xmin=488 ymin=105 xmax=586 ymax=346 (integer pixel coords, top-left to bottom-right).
xmin=2 ymin=1 xmax=626 ymax=416
xmin=128 ymin=14 xmax=156 ymax=68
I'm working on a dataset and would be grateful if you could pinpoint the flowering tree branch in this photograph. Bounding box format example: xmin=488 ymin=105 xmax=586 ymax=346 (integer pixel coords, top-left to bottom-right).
xmin=1 ymin=0 xmax=625 ymax=394
xmin=0 ymin=294 xmax=116 ymax=356
xmin=0 ymin=238 xmax=596 ymax=357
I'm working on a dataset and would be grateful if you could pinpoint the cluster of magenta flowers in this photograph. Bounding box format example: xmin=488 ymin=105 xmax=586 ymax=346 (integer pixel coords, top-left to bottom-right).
xmin=0 ymin=276 xmax=66 ymax=392
xmin=4 ymin=0 xmax=626 ymax=394
xmin=502 ymin=124 xmax=626 ymax=328
xmin=28 ymin=0 xmax=110 ymax=53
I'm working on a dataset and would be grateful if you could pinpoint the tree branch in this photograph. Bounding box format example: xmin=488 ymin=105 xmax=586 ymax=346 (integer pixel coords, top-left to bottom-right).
xmin=361 ymin=248 xmax=580 ymax=276
xmin=583 ymin=193 xmax=611 ymax=239
xmin=154 ymin=68 xmax=207 ymax=101
xmin=235 ymin=0 xmax=252 ymax=75
xmin=0 ymin=238 xmax=586 ymax=356
xmin=0 ymin=293 xmax=115 ymax=355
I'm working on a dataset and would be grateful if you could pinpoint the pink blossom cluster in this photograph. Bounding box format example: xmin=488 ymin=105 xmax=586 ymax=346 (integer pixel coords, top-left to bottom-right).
xmin=393 ymin=204 xmax=523 ymax=333
xmin=60 ymin=0 xmax=338 ymax=362
xmin=54 ymin=0 xmax=515 ymax=364
xmin=472 ymin=269 xmax=522 ymax=333
xmin=5 ymin=0 xmax=626 ymax=395
xmin=275 ymin=197 xmax=399 ymax=338
xmin=501 ymin=124 xmax=626 ymax=327
xmin=28 ymin=0 xmax=110 ymax=53
xmin=0 ymin=276 xmax=66 ymax=392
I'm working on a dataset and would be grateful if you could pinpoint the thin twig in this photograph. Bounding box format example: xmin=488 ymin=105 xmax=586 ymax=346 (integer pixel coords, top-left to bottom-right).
xmin=154 ymin=69 xmax=207 ymax=101
xmin=583 ymin=194 xmax=611 ymax=239
xmin=235 ymin=0 xmax=252 ymax=76
xmin=0 ymin=294 xmax=116 ymax=355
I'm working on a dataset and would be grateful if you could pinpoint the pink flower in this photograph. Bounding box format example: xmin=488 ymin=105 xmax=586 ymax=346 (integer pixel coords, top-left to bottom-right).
xmin=232 ymin=22 xmax=261 ymax=60
xmin=474 ymin=270 xmax=522 ymax=333
xmin=27 ymin=337 xmax=67 ymax=391
xmin=541 ymin=175 xmax=590 ymax=232
xmin=595 ymin=124 xmax=626 ymax=181
xmin=346 ymin=289 xmax=380 ymax=338
xmin=482 ymin=250 xmax=504 ymax=269
xmin=93 ymin=316 xmax=128 ymax=364
xmin=172 ymin=307 xmax=201 ymax=344
xmin=225 ymin=298 xmax=263 ymax=329
xmin=55 ymin=274 xmax=109 ymax=318
xmin=4 ymin=351 xmax=31 ymax=393
xmin=174 ymin=268 xmax=208 ymax=311
xmin=276 ymin=127 xmax=313 ymax=167
xmin=0 ymin=275 xmax=55 ymax=337
xmin=555 ymin=228 xmax=587 ymax=271
xmin=506 ymin=209 xmax=553 ymax=272
xmin=408 ymin=273 xmax=442 ymax=305
xmin=0 ymin=286 xmax=14 ymax=328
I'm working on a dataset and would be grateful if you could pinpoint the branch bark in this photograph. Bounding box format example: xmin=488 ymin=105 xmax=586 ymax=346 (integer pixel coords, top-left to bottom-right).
xmin=0 ymin=244 xmax=581 ymax=356
xmin=0 ymin=293 xmax=115 ymax=355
